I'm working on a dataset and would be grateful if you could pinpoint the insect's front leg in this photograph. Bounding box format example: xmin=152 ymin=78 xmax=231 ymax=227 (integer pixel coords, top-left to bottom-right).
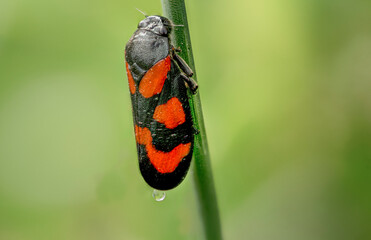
xmin=179 ymin=73 xmax=198 ymax=94
xmin=171 ymin=46 xmax=193 ymax=77
xmin=173 ymin=46 xmax=182 ymax=53
xmin=171 ymin=46 xmax=198 ymax=94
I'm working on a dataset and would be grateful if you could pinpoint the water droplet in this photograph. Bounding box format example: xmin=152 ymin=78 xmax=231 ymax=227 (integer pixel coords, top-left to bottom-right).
xmin=152 ymin=189 xmax=166 ymax=201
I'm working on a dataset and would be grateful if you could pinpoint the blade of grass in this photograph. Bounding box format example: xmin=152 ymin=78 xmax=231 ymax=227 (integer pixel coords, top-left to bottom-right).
xmin=161 ymin=1 xmax=222 ymax=239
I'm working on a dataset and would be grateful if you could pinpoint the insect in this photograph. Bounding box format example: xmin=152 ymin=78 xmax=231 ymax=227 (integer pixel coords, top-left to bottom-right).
xmin=125 ymin=15 xmax=198 ymax=190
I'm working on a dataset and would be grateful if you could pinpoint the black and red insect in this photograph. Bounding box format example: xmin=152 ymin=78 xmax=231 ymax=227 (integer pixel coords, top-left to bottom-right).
xmin=125 ymin=15 xmax=198 ymax=190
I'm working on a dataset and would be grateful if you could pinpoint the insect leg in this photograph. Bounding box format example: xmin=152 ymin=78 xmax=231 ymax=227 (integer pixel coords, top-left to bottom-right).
xmin=173 ymin=54 xmax=194 ymax=77
xmin=171 ymin=46 xmax=194 ymax=77
xmin=174 ymin=46 xmax=181 ymax=53
xmin=179 ymin=73 xmax=198 ymax=94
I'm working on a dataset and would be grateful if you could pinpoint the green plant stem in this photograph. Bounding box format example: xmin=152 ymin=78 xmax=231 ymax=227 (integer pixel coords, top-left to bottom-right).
xmin=161 ymin=1 xmax=222 ymax=239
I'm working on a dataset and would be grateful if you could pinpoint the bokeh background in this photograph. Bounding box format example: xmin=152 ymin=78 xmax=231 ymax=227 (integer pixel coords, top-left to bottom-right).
xmin=1 ymin=0 xmax=370 ymax=239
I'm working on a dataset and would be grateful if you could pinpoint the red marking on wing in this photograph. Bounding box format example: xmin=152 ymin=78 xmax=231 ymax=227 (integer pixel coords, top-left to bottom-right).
xmin=153 ymin=97 xmax=186 ymax=129
xmin=146 ymin=142 xmax=191 ymax=173
xmin=126 ymin=62 xmax=136 ymax=94
xmin=139 ymin=56 xmax=171 ymax=98
xmin=135 ymin=125 xmax=151 ymax=145
xmin=135 ymin=125 xmax=191 ymax=173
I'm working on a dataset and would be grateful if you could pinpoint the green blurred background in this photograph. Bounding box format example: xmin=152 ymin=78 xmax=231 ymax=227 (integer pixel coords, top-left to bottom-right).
xmin=1 ymin=0 xmax=370 ymax=239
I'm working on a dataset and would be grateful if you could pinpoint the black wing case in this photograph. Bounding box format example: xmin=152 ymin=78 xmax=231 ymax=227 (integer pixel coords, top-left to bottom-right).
xmin=129 ymin=59 xmax=194 ymax=190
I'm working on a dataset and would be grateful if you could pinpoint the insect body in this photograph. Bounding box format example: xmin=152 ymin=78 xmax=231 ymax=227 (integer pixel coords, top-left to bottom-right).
xmin=125 ymin=15 xmax=198 ymax=190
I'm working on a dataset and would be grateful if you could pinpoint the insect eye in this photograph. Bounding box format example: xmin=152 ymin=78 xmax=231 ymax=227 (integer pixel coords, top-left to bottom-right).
xmin=138 ymin=21 xmax=147 ymax=28
xmin=159 ymin=27 xmax=168 ymax=35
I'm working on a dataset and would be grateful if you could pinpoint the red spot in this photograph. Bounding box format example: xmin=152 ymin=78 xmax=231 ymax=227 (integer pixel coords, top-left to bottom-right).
xmin=135 ymin=125 xmax=191 ymax=173
xmin=153 ymin=97 xmax=186 ymax=129
xmin=139 ymin=56 xmax=171 ymax=98
xmin=126 ymin=62 xmax=136 ymax=94
xmin=146 ymin=142 xmax=191 ymax=173
xmin=135 ymin=125 xmax=151 ymax=145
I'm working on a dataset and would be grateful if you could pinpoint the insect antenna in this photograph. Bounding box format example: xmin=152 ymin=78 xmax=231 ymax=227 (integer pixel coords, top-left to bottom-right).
xmin=136 ymin=8 xmax=148 ymax=17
